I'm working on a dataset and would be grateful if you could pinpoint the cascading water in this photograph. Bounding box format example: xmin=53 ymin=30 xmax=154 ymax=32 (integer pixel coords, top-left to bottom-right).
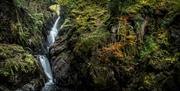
xmin=47 ymin=17 xmax=61 ymax=48
xmin=38 ymin=16 xmax=61 ymax=91
xmin=39 ymin=55 xmax=53 ymax=85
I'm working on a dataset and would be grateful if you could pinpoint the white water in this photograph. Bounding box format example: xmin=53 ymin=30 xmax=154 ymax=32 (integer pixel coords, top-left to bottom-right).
xmin=38 ymin=16 xmax=61 ymax=91
xmin=48 ymin=17 xmax=61 ymax=48
xmin=39 ymin=55 xmax=53 ymax=85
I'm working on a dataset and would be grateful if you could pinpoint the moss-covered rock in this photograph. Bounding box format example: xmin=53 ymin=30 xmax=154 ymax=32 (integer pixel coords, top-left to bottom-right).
xmin=0 ymin=44 xmax=43 ymax=90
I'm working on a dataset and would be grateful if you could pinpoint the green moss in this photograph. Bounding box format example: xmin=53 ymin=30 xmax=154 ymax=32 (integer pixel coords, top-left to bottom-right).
xmin=0 ymin=44 xmax=38 ymax=77
xmin=140 ymin=35 xmax=159 ymax=59
xmin=57 ymin=0 xmax=75 ymax=5
xmin=140 ymin=32 xmax=178 ymax=70
xmin=72 ymin=3 xmax=109 ymax=32
xmin=61 ymin=1 xmax=111 ymax=55
xmin=0 ymin=0 xmax=51 ymax=51
xmin=148 ymin=56 xmax=177 ymax=70
xmin=14 ymin=0 xmax=27 ymax=8
xmin=138 ymin=0 xmax=156 ymax=6
xmin=75 ymin=28 xmax=110 ymax=53
xmin=143 ymin=73 xmax=156 ymax=88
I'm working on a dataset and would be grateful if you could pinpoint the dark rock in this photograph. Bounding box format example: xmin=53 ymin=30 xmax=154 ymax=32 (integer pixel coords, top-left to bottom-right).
xmin=88 ymin=65 xmax=119 ymax=90
xmin=169 ymin=14 xmax=180 ymax=51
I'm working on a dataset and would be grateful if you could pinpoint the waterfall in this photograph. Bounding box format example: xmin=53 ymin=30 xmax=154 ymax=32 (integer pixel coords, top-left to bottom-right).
xmin=47 ymin=17 xmax=61 ymax=48
xmin=38 ymin=16 xmax=61 ymax=91
xmin=39 ymin=55 xmax=53 ymax=85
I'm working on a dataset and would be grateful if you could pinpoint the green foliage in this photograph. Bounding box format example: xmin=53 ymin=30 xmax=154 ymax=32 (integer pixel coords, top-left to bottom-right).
xmin=140 ymin=36 xmax=159 ymax=59
xmin=31 ymin=13 xmax=44 ymax=29
xmin=2 ymin=54 xmax=36 ymax=76
xmin=75 ymin=28 xmax=110 ymax=53
xmin=61 ymin=0 xmax=111 ymax=55
xmin=140 ymin=33 xmax=178 ymax=70
xmin=14 ymin=0 xmax=27 ymax=8
xmin=143 ymin=73 xmax=156 ymax=88
xmin=0 ymin=0 xmax=50 ymax=50
xmin=57 ymin=0 xmax=75 ymax=5
xmin=108 ymin=0 xmax=179 ymax=17
xmin=0 ymin=44 xmax=38 ymax=77
xmin=55 ymin=0 xmax=180 ymax=90
xmin=174 ymin=0 xmax=180 ymax=9
xmin=12 ymin=22 xmax=30 ymax=46
xmin=73 ymin=4 xmax=109 ymax=32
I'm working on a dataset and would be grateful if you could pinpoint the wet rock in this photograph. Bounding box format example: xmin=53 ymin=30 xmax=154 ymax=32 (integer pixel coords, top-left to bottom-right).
xmin=41 ymin=84 xmax=60 ymax=91
xmin=52 ymin=51 xmax=80 ymax=87
xmin=16 ymin=84 xmax=35 ymax=91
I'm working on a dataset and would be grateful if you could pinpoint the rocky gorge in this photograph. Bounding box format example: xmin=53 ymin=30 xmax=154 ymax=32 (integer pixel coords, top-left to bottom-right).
xmin=1 ymin=0 xmax=180 ymax=91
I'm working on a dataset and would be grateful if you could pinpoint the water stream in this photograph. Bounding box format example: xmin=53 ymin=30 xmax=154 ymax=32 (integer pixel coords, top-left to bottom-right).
xmin=38 ymin=16 xmax=61 ymax=91
xmin=47 ymin=17 xmax=61 ymax=48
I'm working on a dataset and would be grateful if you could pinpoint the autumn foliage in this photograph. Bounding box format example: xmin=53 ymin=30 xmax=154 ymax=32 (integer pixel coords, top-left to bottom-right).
xmin=97 ymin=42 xmax=124 ymax=62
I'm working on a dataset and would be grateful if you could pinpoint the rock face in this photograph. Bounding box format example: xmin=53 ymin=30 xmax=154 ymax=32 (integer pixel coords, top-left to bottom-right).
xmin=50 ymin=0 xmax=180 ymax=91
xmin=0 ymin=44 xmax=44 ymax=91
xmin=0 ymin=0 xmax=52 ymax=54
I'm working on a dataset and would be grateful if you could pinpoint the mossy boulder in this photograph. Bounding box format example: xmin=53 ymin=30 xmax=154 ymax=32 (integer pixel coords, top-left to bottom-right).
xmin=0 ymin=44 xmax=43 ymax=91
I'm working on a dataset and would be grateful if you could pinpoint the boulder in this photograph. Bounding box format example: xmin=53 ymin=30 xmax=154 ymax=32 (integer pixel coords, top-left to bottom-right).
xmin=0 ymin=44 xmax=44 ymax=91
